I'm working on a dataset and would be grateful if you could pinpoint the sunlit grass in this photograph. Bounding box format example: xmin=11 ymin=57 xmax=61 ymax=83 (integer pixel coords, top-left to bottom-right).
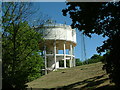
xmin=26 ymin=62 xmax=114 ymax=89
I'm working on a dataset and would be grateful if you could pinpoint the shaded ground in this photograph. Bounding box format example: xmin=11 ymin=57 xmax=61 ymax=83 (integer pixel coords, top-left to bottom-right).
xmin=26 ymin=62 xmax=118 ymax=90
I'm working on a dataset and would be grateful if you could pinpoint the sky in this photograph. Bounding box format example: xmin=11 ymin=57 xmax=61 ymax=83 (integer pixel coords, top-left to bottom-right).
xmin=32 ymin=2 xmax=107 ymax=61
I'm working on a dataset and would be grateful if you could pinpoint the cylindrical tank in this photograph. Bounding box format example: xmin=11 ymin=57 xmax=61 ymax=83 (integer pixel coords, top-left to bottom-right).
xmin=36 ymin=23 xmax=77 ymax=73
xmin=38 ymin=23 xmax=76 ymax=50
xmin=42 ymin=24 xmax=76 ymax=44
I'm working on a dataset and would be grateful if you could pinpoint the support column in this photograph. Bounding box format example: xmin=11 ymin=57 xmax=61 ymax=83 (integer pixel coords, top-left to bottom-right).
xmin=73 ymin=47 xmax=76 ymax=67
xmin=70 ymin=44 xmax=73 ymax=68
xmin=64 ymin=41 xmax=66 ymax=68
xmin=54 ymin=40 xmax=57 ymax=70
xmin=74 ymin=57 xmax=76 ymax=67
xmin=44 ymin=44 xmax=47 ymax=75
xmin=56 ymin=48 xmax=59 ymax=69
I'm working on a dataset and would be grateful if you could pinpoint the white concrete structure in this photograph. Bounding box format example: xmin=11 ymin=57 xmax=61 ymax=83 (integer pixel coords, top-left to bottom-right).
xmin=37 ymin=23 xmax=77 ymax=74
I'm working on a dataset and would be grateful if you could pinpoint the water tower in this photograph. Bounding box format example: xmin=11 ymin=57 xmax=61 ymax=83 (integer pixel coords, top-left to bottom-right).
xmin=36 ymin=21 xmax=77 ymax=74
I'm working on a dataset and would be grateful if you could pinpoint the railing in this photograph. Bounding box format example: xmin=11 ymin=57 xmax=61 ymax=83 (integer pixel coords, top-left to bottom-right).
xmin=43 ymin=23 xmax=71 ymax=28
xmin=46 ymin=54 xmax=75 ymax=57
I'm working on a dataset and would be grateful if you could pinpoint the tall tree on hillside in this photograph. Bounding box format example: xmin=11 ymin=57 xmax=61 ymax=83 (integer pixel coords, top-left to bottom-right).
xmin=76 ymin=58 xmax=82 ymax=66
xmin=90 ymin=54 xmax=103 ymax=61
xmin=62 ymin=2 xmax=120 ymax=87
xmin=83 ymin=54 xmax=103 ymax=64
xmin=2 ymin=2 xmax=47 ymax=89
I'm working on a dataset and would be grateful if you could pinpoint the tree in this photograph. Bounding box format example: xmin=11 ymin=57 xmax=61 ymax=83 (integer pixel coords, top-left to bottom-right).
xmin=76 ymin=58 xmax=82 ymax=66
xmin=83 ymin=54 xmax=103 ymax=64
xmin=62 ymin=2 xmax=120 ymax=87
xmin=2 ymin=2 xmax=46 ymax=89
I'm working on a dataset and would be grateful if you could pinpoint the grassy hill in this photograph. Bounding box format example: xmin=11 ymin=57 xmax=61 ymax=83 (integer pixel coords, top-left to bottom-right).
xmin=26 ymin=62 xmax=115 ymax=90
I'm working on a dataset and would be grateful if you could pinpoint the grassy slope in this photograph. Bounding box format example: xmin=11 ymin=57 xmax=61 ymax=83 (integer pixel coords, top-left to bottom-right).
xmin=27 ymin=62 xmax=114 ymax=89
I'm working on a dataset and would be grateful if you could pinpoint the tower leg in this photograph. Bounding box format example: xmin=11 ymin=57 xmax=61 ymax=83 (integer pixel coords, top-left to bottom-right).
xmin=70 ymin=44 xmax=73 ymax=68
xmin=73 ymin=47 xmax=76 ymax=67
xmin=44 ymin=45 xmax=47 ymax=75
xmin=74 ymin=57 xmax=76 ymax=67
xmin=64 ymin=41 xmax=66 ymax=68
xmin=54 ymin=40 xmax=57 ymax=71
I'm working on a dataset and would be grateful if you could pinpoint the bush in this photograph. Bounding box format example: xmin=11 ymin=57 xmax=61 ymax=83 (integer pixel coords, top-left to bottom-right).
xmin=83 ymin=54 xmax=103 ymax=64
xmin=76 ymin=58 xmax=83 ymax=66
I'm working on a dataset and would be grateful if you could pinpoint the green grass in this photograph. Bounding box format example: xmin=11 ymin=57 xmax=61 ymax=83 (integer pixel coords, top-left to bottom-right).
xmin=26 ymin=62 xmax=115 ymax=89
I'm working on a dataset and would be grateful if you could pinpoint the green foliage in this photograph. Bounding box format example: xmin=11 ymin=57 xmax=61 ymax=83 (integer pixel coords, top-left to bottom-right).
xmin=59 ymin=60 xmax=64 ymax=67
xmin=76 ymin=55 xmax=103 ymax=66
xmin=76 ymin=58 xmax=83 ymax=66
xmin=63 ymin=2 xmax=120 ymax=86
xmin=2 ymin=2 xmax=44 ymax=89
xmin=59 ymin=60 xmax=70 ymax=67
xmin=83 ymin=54 xmax=103 ymax=64
xmin=26 ymin=52 xmax=44 ymax=82
xmin=2 ymin=21 xmax=44 ymax=89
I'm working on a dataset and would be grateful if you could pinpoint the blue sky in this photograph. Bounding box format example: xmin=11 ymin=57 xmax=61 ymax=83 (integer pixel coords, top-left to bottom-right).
xmin=33 ymin=2 xmax=107 ymax=61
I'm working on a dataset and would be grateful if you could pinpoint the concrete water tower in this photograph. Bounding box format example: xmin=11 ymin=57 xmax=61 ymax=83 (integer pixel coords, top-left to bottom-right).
xmin=36 ymin=21 xmax=77 ymax=74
